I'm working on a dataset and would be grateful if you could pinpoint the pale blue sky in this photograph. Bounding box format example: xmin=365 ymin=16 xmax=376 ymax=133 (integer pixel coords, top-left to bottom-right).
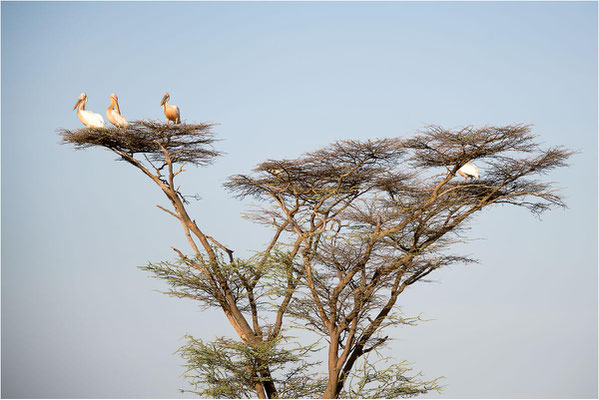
xmin=2 ymin=1 xmax=597 ymax=398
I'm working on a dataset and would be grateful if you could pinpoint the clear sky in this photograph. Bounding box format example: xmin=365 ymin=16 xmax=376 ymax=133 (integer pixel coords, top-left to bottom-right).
xmin=1 ymin=1 xmax=597 ymax=398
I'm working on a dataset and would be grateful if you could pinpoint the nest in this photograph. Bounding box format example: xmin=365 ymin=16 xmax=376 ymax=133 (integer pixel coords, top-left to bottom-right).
xmin=58 ymin=120 xmax=221 ymax=166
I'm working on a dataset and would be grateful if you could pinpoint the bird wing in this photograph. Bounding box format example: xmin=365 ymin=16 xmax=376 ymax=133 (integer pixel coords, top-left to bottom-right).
xmin=458 ymin=163 xmax=479 ymax=178
xmin=164 ymin=104 xmax=180 ymax=121
xmin=82 ymin=110 xmax=106 ymax=128
xmin=471 ymin=163 xmax=479 ymax=177
xmin=115 ymin=113 xmax=129 ymax=127
xmin=109 ymin=110 xmax=129 ymax=127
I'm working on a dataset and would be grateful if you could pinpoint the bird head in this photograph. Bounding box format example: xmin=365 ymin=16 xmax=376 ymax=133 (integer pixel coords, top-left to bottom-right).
xmin=110 ymin=93 xmax=118 ymax=102
xmin=73 ymin=92 xmax=87 ymax=111
xmin=160 ymin=92 xmax=170 ymax=106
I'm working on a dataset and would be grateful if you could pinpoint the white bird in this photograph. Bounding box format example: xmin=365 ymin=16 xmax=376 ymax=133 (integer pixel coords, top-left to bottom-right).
xmin=73 ymin=92 xmax=106 ymax=128
xmin=160 ymin=92 xmax=180 ymax=124
xmin=106 ymin=93 xmax=130 ymax=128
xmin=457 ymin=162 xmax=480 ymax=182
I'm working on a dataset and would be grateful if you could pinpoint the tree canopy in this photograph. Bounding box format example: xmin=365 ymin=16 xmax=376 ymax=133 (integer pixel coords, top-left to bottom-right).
xmin=60 ymin=121 xmax=572 ymax=398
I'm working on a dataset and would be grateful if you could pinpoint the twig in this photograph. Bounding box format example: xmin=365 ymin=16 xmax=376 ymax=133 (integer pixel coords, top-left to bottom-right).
xmin=206 ymin=234 xmax=235 ymax=263
xmin=156 ymin=204 xmax=179 ymax=219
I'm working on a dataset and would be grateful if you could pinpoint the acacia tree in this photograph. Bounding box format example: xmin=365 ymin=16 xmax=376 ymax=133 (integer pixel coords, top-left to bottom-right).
xmin=60 ymin=122 xmax=571 ymax=398
xmin=59 ymin=121 xmax=312 ymax=398
xmin=225 ymin=124 xmax=572 ymax=397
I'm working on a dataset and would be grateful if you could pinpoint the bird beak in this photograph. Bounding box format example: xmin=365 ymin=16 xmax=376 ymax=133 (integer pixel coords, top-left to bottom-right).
xmin=160 ymin=94 xmax=167 ymax=106
xmin=73 ymin=99 xmax=81 ymax=111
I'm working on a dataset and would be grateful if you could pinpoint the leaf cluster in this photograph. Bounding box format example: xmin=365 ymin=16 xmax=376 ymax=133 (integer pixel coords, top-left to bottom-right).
xmin=340 ymin=354 xmax=443 ymax=398
xmin=178 ymin=335 xmax=326 ymax=398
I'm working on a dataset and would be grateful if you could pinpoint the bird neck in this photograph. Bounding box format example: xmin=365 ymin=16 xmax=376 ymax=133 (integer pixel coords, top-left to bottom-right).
xmin=77 ymin=102 xmax=86 ymax=119
xmin=108 ymin=100 xmax=121 ymax=114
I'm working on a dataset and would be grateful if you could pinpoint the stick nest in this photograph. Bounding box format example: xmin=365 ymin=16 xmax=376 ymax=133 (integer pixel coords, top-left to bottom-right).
xmin=58 ymin=120 xmax=221 ymax=166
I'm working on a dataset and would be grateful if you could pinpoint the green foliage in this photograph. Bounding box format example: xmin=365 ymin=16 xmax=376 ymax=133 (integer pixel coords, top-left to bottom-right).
xmin=63 ymin=122 xmax=571 ymax=398
xmin=140 ymin=257 xmax=219 ymax=309
xmin=340 ymin=353 xmax=443 ymax=399
xmin=178 ymin=335 xmax=326 ymax=398
xmin=140 ymin=249 xmax=301 ymax=313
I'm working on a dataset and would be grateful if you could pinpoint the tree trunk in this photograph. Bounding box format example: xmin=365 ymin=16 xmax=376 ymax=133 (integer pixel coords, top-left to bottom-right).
xmin=322 ymin=382 xmax=338 ymax=399
xmin=322 ymin=333 xmax=341 ymax=398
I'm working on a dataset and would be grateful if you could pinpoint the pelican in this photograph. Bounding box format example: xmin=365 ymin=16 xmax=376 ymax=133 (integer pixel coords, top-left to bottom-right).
xmin=73 ymin=93 xmax=106 ymax=128
xmin=160 ymin=92 xmax=180 ymax=124
xmin=457 ymin=162 xmax=480 ymax=182
xmin=106 ymin=93 xmax=130 ymax=128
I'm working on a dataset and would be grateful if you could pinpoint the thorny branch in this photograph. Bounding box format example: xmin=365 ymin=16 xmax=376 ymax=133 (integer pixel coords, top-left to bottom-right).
xmin=60 ymin=122 xmax=572 ymax=399
xmin=225 ymin=124 xmax=572 ymax=398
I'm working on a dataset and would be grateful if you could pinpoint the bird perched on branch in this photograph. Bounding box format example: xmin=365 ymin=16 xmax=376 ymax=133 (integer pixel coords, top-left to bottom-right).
xmin=106 ymin=93 xmax=129 ymax=128
xmin=457 ymin=162 xmax=480 ymax=182
xmin=160 ymin=92 xmax=180 ymax=124
xmin=73 ymin=92 xmax=106 ymax=128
